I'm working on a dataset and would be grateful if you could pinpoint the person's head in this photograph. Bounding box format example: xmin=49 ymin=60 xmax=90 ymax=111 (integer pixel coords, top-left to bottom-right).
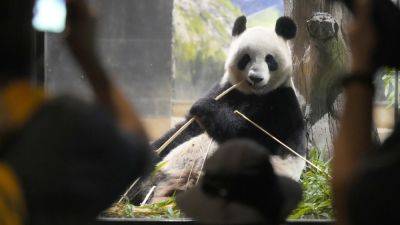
xmin=177 ymin=139 xmax=302 ymax=225
xmin=0 ymin=0 xmax=35 ymax=83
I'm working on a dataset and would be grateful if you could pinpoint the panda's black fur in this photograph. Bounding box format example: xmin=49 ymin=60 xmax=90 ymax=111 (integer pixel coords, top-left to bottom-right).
xmin=153 ymin=83 xmax=305 ymax=159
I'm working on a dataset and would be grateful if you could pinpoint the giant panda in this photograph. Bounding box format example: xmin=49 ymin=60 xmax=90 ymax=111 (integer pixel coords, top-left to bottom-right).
xmin=147 ymin=16 xmax=306 ymax=203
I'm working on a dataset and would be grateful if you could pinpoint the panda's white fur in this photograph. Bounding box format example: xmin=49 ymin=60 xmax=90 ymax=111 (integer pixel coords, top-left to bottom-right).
xmin=147 ymin=16 xmax=306 ymax=202
xmin=156 ymin=134 xmax=306 ymax=182
xmin=150 ymin=134 xmax=218 ymax=203
xmin=160 ymin=133 xmax=218 ymax=178
xmin=271 ymin=155 xmax=306 ymax=181
xmin=221 ymin=27 xmax=294 ymax=95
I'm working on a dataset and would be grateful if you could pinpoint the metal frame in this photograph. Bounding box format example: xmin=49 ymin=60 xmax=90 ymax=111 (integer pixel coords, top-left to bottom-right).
xmin=31 ymin=1 xmax=381 ymax=224
xmin=31 ymin=31 xmax=45 ymax=87
xmin=97 ymin=218 xmax=334 ymax=225
xmin=396 ymin=0 xmax=400 ymax=124
xmin=396 ymin=68 xmax=399 ymax=124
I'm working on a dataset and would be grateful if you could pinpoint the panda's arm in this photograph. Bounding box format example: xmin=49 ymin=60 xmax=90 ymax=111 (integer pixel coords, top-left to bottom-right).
xmin=282 ymin=126 xmax=307 ymax=156
xmin=269 ymin=91 xmax=307 ymax=157
xmin=281 ymin=92 xmax=307 ymax=156
xmin=151 ymin=83 xmax=227 ymax=158
xmin=151 ymin=119 xmax=203 ymax=158
xmin=190 ymin=99 xmax=250 ymax=142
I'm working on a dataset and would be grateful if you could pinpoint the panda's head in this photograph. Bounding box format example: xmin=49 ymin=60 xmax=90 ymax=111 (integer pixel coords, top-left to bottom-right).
xmin=222 ymin=16 xmax=297 ymax=95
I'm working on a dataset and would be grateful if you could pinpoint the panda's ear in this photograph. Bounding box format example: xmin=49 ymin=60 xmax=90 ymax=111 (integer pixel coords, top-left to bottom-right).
xmin=232 ymin=16 xmax=247 ymax=37
xmin=275 ymin=17 xmax=297 ymax=40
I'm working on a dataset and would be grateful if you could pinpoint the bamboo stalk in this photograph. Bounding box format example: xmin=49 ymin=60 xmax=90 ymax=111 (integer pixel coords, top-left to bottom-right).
xmin=196 ymin=138 xmax=214 ymax=185
xmin=156 ymin=82 xmax=242 ymax=155
xmin=234 ymin=110 xmax=331 ymax=178
xmin=185 ymin=161 xmax=197 ymax=190
xmin=141 ymin=186 xmax=156 ymax=206
xmin=118 ymin=178 xmax=140 ymax=204
xmin=214 ymin=82 xmax=242 ymax=101
xmin=155 ymin=118 xmax=196 ymax=155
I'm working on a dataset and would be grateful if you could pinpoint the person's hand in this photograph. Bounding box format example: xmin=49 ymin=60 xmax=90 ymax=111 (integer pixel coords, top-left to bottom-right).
xmin=348 ymin=0 xmax=378 ymax=75
xmin=64 ymin=0 xmax=97 ymax=60
xmin=63 ymin=0 xmax=148 ymax=138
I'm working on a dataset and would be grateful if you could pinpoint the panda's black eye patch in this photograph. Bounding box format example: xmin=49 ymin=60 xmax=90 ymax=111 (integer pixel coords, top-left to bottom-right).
xmin=265 ymin=54 xmax=278 ymax=71
xmin=237 ymin=54 xmax=251 ymax=71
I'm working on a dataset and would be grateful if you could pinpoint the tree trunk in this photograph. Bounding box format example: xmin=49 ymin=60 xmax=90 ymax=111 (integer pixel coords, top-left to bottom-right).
xmin=284 ymin=0 xmax=351 ymax=159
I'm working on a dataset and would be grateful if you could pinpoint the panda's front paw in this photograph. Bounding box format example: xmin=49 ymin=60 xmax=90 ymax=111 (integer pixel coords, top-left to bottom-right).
xmin=189 ymin=98 xmax=218 ymax=118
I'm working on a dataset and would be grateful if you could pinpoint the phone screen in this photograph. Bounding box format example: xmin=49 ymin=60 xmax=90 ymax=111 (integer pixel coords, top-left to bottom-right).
xmin=32 ymin=0 xmax=67 ymax=33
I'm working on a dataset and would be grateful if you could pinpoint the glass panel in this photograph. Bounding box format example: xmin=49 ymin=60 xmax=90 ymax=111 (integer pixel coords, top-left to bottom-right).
xmin=45 ymin=0 xmax=174 ymax=140
xmin=376 ymin=69 xmax=398 ymax=141
xmin=41 ymin=0 xmax=398 ymax=222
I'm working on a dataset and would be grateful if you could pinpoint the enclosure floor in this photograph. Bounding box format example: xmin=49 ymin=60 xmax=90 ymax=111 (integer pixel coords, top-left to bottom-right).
xmin=98 ymin=218 xmax=334 ymax=225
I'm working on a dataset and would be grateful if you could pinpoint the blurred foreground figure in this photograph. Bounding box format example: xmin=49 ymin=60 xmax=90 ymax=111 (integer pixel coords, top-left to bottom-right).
xmin=333 ymin=0 xmax=400 ymax=225
xmin=0 ymin=1 xmax=152 ymax=225
xmin=177 ymin=139 xmax=302 ymax=225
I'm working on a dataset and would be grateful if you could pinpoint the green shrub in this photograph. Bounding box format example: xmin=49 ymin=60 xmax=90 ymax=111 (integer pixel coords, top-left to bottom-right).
xmin=289 ymin=148 xmax=333 ymax=220
xmin=106 ymin=197 xmax=182 ymax=219
xmin=107 ymin=148 xmax=333 ymax=220
xmin=382 ymin=68 xmax=399 ymax=108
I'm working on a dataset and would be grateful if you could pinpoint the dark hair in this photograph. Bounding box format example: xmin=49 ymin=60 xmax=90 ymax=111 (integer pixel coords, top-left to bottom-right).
xmin=0 ymin=0 xmax=35 ymax=80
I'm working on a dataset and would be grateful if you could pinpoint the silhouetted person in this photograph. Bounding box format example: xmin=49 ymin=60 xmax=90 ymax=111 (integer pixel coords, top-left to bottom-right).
xmin=0 ymin=1 xmax=153 ymax=224
xmin=177 ymin=139 xmax=302 ymax=225
xmin=333 ymin=0 xmax=400 ymax=225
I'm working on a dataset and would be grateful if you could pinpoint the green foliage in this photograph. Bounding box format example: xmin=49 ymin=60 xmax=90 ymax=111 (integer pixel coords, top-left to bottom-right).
xmin=217 ymin=0 xmax=239 ymax=12
xmin=289 ymin=148 xmax=333 ymax=220
xmin=174 ymin=0 xmax=240 ymax=63
xmin=108 ymin=149 xmax=334 ymax=220
xmin=247 ymin=7 xmax=280 ymax=28
xmin=382 ymin=68 xmax=399 ymax=108
xmin=106 ymin=197 xmax=182 ymax=219
xmin=173 ymin=0 xmax=242 ymax=99
xmin=152 ymin=161 xmax=168 ymax=177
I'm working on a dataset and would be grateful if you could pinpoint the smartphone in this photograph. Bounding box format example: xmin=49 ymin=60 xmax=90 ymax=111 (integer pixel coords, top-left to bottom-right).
xmin=32 ymin=0 xmax=67 ymax=33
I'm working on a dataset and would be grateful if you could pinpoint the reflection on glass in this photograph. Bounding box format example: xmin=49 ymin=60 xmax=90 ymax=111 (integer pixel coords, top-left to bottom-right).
xmin=40 ymin=0 xmax=399 ymax=221
xmin=32 ymin=0 xmax=66 ymax=33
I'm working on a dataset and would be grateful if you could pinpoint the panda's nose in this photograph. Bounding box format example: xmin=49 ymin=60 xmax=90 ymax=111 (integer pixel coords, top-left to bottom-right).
xmin=249 ymin=75 xmax=264 ymax=84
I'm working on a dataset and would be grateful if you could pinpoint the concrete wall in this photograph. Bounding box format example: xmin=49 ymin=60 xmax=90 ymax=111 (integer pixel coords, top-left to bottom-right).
xmin=45 ymin=0 xmax=173 ymax=120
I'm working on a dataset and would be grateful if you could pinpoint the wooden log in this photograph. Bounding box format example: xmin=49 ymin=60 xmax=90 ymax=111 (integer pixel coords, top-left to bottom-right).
xmin=284 ymin=0 xmax=351 ymax=158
